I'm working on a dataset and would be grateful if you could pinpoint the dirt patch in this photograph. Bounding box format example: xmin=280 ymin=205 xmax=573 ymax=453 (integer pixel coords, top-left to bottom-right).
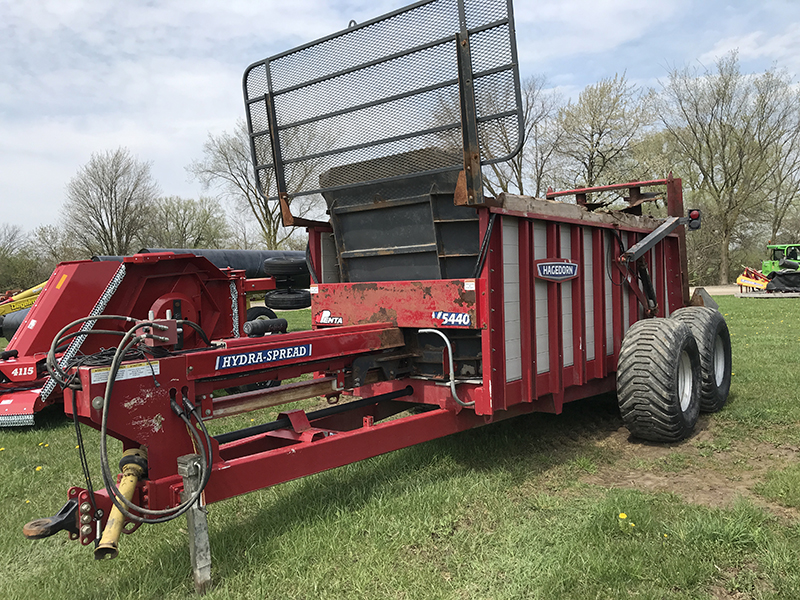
xmin=580 ymin=418 xmax=800 ymax=522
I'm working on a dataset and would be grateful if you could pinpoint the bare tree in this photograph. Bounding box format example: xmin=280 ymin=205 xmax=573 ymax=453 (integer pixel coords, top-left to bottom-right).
xmin=764 ymin=138 xmax=800 ymax=242
xmin=0 ymin=224 xmax=25 ymax=260
xmin=0 ymin=224 xmax=33 ymax=291
xmin=0 ymin=224 xmax=64 ymax=291
xmin=188 ymin=120 xmax=321 ymax=249
xmin=63 ymin=148 xmax=160 ymax=256
xmin=480 ymin=76 xmax=564 ymax=198
xmin=432 ymin=75 xmax=563 ymax=198
xmin=522 ymin=80 xmax=565 ymax=198
xmin=556 ymin=73 xmax=654 ymax=189
xmin=136 ymin=196 xmax=232 ymax=249
xmin=26 ymin=224 xmax=84 ymax=280
xmin=658 ymin=52 xmax=800 ymax=283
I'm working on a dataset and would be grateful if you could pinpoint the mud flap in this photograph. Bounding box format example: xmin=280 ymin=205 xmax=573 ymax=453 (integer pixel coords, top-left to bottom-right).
xmin=0 ymin=388 xmax=44 ymax=426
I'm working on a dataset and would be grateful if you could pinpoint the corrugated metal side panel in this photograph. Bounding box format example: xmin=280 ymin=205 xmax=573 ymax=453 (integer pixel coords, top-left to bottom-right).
xmin=503 ymin=217 xmax=522 ymax=382
xmin=534 ymin=221 xmax=549 ymax=373
xmin=604 ymin=230 xmax=614 ymax=356
xmin=583 ymin=227 xmax=595 ymax=362
xmin=560 ymin=224 xmax=573 ymax=367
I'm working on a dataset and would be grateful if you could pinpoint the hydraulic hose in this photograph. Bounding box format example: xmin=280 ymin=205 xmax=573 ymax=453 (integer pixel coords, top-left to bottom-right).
xmin=418 ymin=329 xmax=474 ymax=407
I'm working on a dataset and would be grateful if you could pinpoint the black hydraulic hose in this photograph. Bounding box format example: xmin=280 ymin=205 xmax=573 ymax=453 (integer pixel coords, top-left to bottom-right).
xmin=214 ymin=385 xmax=415 ymax=445
xmin=176 ymin=319 xmax=212 ymax=347
xmin=99 ymin=322 xmax=212 ymax=523
xmin=46 ymin=315 xmax=138 ymax=387
xmin=43 ymin=314 xmax=215 ymax=524
xmin=471 ymin=212 xmax=497 ymax=279
xmin=55 ymin=329 xmax=127 ymax=347
xmin=306 ymin=244 xmax=319 ymax=285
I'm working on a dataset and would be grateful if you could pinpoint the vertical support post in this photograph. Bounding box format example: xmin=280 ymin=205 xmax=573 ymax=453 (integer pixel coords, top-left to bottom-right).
xmin=665 ymin=175 xmax=690 ymax=307
xmin=484 ymin=213 xmax=506 ymax=413
xmin=455 ymin=30 xmax=483 ymax=206
xmin=177 ymin=454 xmax=212 ymax=595
xmin=264 ymin=91 xmax=295 ymax=228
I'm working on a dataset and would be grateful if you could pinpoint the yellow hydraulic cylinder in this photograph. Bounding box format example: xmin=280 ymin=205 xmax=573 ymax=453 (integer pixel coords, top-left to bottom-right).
xmin=9 ymin=282 xmax=47 ymax=302
xmin=95 ymin=448 xmax=147 ymax=560
xmin=0 ymin=281 xmax=47 ymax=317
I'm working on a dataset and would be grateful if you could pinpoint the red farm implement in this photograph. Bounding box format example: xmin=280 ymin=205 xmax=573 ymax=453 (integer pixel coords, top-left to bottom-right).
xmin=22 ymin=0 xmax=731 ymax=592
xmin=0 ymin=250 xmax=309 ymax=426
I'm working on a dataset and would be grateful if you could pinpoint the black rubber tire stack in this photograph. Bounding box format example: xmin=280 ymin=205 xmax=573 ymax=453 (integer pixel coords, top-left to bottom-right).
xmin=245 ymin=306 xmax=278 ymax=322
xmin=264 ymin=289 xmax=312 ymax=310
xmin=262 ymin=256 xmax=311 ymax=290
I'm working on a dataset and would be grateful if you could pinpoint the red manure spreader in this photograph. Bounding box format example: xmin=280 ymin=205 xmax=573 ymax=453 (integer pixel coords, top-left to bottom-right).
xmin=22 ymin=0 xmax=730 ymax=592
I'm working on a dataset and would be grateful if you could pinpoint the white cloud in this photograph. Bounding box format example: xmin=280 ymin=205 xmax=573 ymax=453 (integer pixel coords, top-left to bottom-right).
xmin=1 ymin=0 xmax=798 ymax=233
xmin=698 ymin=24 xmax=800 ymax=76
xmin=514 ymin=0 xmax=688 ymax=65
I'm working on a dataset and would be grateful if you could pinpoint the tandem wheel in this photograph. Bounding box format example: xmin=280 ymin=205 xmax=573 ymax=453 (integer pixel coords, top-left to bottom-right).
xmin=616 ymin=317 xmax=702 ymax=442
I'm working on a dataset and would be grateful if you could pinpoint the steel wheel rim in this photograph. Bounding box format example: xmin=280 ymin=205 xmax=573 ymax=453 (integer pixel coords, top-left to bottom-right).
xmin=713 ymin=334 xmax=725 ymax=386
xmin=678 ymin=349 xmax=693 ymax=412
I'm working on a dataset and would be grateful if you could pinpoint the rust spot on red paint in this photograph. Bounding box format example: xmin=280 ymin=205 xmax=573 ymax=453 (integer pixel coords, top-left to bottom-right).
xmin=365 ymin=307 xmax=398 ymax=325
xmin=453 ymin=287 xmax=477 ymax=307
xmin=377 ymin=327 xmax=404 ymax=347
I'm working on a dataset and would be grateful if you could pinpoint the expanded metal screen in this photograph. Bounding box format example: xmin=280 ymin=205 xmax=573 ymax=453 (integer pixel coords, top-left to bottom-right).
xmin=243 ymin=0 xmax=523 ymax=202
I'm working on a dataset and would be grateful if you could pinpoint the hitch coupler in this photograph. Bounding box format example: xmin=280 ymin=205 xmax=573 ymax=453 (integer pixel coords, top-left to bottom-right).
xmin=95 ymin=448 xmax=148 ymax=560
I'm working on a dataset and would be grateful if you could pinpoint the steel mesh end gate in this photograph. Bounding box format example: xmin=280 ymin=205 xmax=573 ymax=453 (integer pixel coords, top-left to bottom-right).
xmin=242 ymin=0 xmax=524 ymax=222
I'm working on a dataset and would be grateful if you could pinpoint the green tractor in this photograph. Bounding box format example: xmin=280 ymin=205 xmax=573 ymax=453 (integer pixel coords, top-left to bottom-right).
xmin=762 ymin=244 xmax=800 ymax=276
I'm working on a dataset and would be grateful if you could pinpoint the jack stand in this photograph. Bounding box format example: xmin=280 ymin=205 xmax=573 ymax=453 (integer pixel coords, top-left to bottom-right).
xmin=177 ymin=454 xmax=212 ymax=594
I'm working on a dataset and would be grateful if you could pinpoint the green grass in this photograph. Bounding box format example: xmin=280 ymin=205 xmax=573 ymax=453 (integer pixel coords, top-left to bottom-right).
xmin=2 ymin=299 xmax=800 ymax=598
xmin=272 ymin=307 xmax=311 ymax=333
xmin=714 ymin=297 xmax=800 ymax=442
xmin=756 ymin=464 xmax=800 ymax=509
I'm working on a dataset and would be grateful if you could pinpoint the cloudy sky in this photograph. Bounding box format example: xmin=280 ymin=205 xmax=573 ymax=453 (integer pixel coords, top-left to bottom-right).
xmin=1 ymin=0 xmax=798 ymax=232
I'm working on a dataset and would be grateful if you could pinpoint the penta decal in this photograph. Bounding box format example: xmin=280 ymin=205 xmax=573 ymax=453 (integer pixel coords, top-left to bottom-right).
xmin=533 ymin=259 xmax=579 ymax=282
xmin=314 ymin=310 xmax=343 ymax=325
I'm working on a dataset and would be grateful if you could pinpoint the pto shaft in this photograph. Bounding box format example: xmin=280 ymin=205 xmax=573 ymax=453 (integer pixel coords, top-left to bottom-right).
xmin=94 ymin=448 xmax=147 ymax=560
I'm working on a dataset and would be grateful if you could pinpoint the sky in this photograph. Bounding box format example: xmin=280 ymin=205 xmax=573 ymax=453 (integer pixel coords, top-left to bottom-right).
xmin=1 ymin=0 xmax=798 ymax=232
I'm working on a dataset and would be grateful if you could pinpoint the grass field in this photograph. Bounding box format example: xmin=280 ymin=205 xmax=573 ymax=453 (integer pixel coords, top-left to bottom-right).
xmin=2 ymin=299 xmax=800 ymax=599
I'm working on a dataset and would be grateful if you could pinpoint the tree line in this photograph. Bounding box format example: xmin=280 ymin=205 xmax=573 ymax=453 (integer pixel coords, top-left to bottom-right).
xmin=2 ymin=51 xmax=798 ymax=293
xmin=483 ymin=53 xmax=800 ymax=285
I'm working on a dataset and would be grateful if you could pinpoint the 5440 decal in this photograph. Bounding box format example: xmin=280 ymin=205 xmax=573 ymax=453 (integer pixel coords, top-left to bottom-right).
xmin=431 ymin=311 xmax=471 ymax=327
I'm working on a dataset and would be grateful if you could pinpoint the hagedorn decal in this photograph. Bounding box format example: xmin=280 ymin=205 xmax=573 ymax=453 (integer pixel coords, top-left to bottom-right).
xmin=533 ymin=259 xmax=579 ymax=282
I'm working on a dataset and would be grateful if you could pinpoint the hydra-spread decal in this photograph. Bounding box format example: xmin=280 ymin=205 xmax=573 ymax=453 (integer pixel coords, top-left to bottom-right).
xmin=534 ymin=259 xmax=579 ymax=282
xmin=215 ymin=344 xmax=312 ymax=370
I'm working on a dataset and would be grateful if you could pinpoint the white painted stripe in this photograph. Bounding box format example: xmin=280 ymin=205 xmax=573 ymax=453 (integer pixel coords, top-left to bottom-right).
xmin=503 ymin=217 xmax=522 ymax=382
xmin=534 ymin=221 xmax=549 ymax=373
xmin=560 ymin=224 xmax=573 ymax=367
xmin=583 ymin=228 xmax=595 ymax=362
xmin=605 ymin=231 xmax=614 ymax=356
